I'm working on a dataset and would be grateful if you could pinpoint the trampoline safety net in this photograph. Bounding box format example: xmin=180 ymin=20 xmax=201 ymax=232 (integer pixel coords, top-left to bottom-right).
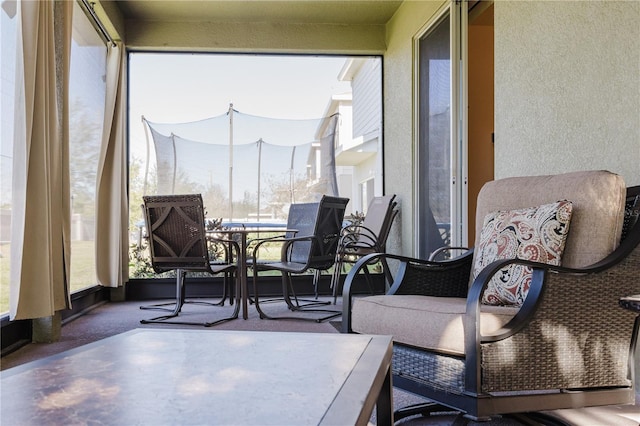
xmin=142 ymin=106 xmax=340 ymax=221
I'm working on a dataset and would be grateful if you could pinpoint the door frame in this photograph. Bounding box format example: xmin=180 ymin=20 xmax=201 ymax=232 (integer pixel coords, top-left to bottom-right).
xmin=412 ymin=1 xmax=469 ymax=256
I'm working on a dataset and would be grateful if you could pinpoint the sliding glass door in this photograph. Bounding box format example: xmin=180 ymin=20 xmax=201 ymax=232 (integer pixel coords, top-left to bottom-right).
xmin=416 ymin=2 xmax=468 ymax=258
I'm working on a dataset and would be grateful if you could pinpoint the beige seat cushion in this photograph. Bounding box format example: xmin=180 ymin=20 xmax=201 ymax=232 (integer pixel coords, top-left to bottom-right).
xmin=351 ymin=295 xmax=518 ymax=356
xmin=351 ymin=171 xmax=626 ymax=355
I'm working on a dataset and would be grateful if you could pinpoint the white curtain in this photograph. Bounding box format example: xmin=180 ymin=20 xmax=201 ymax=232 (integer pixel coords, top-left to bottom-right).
xmin=95 ymin=42 xmax=128 ymax=288
xmin=10 ymin=0 xmax=73 ymax=320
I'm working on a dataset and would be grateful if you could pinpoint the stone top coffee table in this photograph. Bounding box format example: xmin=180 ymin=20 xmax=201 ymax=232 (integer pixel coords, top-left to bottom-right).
xmin=1 ymin=329 xmax=393 ymax=425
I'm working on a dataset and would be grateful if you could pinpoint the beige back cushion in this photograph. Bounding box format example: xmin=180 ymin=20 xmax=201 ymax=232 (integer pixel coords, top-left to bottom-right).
xmin=474 ymin=170 xmax=626 ymax=269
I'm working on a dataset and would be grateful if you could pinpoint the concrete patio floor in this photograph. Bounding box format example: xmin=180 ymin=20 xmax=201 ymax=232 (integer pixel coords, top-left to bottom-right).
xmin=1 ymin=298 xmax=638 ymax=425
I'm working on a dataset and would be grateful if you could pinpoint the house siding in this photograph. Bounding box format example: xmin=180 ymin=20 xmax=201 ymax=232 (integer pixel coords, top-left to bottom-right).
xmin=352 ymin=59 xmax=382 ymax=140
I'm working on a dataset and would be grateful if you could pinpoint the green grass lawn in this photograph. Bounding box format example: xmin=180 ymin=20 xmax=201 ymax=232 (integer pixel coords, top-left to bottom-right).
xmin=0 ymin=243 xmax=8 ymax=313
xmin=0 ymin=238 xmax=308 ymax=313
xmin=0 ymin=238 xmax=366 ymax=314
xmin=0 ymin=241 xmax=97 ymax=314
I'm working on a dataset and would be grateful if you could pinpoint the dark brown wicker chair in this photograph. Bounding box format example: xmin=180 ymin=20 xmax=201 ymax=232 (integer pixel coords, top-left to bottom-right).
xmin=342 ymin=171 xmax=639 ymax=422
xmin=140 ymin=194 xmax=239 ymax=326
xmin=251 ymin=195 xmax=349 ymax=322
xmin=331 ymin=194 xmax=398 ymax=303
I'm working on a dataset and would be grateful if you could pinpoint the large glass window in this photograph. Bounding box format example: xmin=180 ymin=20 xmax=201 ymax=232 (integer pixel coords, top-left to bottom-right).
xmin=128 ymin=53 xmax=383 ymax=278
xmin=0 ymin=0 xmax=18 ymax=313
xmin=68 ymin=1 xmax=107 ymax=291
xmin=0 ymin=1 xmax=106 ymax=314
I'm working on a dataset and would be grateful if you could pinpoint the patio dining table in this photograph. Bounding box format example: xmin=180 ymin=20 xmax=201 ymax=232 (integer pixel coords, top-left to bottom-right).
xmin=209 ymin=223 xmax=295 ymax=320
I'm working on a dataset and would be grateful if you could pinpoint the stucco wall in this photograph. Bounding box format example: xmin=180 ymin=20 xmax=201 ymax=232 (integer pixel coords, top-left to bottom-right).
xmin=384 ymin=1 xmax=445 ymax=256
xmin=494 ymin=1 xmax=640 ymax=186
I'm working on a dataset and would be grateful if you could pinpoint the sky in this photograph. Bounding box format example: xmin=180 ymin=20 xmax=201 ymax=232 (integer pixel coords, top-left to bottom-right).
xmin=128 ymin=53 xmax=355 ymax=160
xmin=129 ymin=53 xmax=353 ymax=121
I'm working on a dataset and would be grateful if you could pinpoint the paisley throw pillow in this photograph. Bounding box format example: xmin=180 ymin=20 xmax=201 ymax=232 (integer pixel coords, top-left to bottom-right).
xmin=474 ymin=200 xmax=573 ymax=306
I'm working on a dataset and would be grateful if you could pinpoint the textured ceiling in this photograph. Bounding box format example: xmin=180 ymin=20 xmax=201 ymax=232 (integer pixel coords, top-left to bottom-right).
xmin=113 ymin=1 xmax=403 ymax=25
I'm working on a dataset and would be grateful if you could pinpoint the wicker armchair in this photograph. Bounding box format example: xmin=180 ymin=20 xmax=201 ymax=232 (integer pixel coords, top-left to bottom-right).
xmin=140 ymin=194 xmax=239 ymax=326
xmin=342 ymin=171 xmax=639 ymax=422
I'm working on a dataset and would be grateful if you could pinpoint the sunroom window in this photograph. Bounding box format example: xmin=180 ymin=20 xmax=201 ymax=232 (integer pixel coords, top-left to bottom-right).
xmin=68 ymin=0 xmax=107 ymax=292
xmin=128 ymin=53 xmax=383 ymax=279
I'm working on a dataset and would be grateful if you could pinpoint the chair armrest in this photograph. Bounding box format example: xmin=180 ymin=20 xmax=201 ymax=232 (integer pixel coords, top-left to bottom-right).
xmin=428 ymin=246 xmax=470 ymax=261
xmin=341 ymin=250 xmax=474 ymax=333
xmin=245 ymin=232 xmax=288 ymax=251
xmin=251 ymin=234 xmax=319 ymax=266
xmin=463 ymin=224 xmax=640 ymax=393
xmin=339 ymin=224 xmax=380 ymax=249
xmin=206 ymin=235 xmax=240 ymax=262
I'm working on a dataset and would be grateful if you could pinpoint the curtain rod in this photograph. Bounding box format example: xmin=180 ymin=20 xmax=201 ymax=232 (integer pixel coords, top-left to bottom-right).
xmin=79 ymin=0 xmax=116 ymax=47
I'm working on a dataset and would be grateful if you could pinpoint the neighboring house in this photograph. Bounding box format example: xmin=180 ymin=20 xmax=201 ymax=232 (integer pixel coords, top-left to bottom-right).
xmin=336 ymin=58 xmax=383 ymax=215
xmin=306 ymin=97 xmax=353 ymax=214
xmin=316 ymin=93 xmax=355 ymax=214
xmin=306 ymin=57 xmax=384 ymax=216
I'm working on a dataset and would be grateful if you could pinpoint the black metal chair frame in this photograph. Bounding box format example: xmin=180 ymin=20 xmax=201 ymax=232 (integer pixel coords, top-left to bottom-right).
xmin=247 ymin=202 xmax=331 ymax=309
xmin=331 ymin=194 xmax=398 ymax=304
xmin=251 ymin=195 xmax=349 ymax=322
xmin=342 ymin=185 xmax=640 ymax=423
xmin=140 ymin=194 xmax=240 ymax=326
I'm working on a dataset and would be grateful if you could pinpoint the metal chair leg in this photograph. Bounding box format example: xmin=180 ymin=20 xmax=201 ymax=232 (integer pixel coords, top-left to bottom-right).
xmin=140 ymin=270 xmax=232 ymax=312
xmin=331 ymin=256 xmax=345 ymax=305
xmin=332 ymin=259 xmax=381 ymax=305
xmin=252 ymin=271 xmax=340 ymax=322
xmin=394 ymin=402 xmax=462 ymax=422
xmin=140 ymin=269 xmax=186 ymax=323
xmin=287 ymin=270 xmax=331 ymax=308
xmin=141 ymin=269 xmax=240 ymax=326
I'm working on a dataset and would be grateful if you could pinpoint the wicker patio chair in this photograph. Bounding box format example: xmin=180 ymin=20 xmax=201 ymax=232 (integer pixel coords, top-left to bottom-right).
xmin=331 ymin=194 xmax=398 ymax=304
xmin=251 ymin=195 xmax=349 ymax=322
xmin=342 ymin=171 xmax=639 ymax=422
xmin=140 ymin=194 xmax=239 ymax=326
